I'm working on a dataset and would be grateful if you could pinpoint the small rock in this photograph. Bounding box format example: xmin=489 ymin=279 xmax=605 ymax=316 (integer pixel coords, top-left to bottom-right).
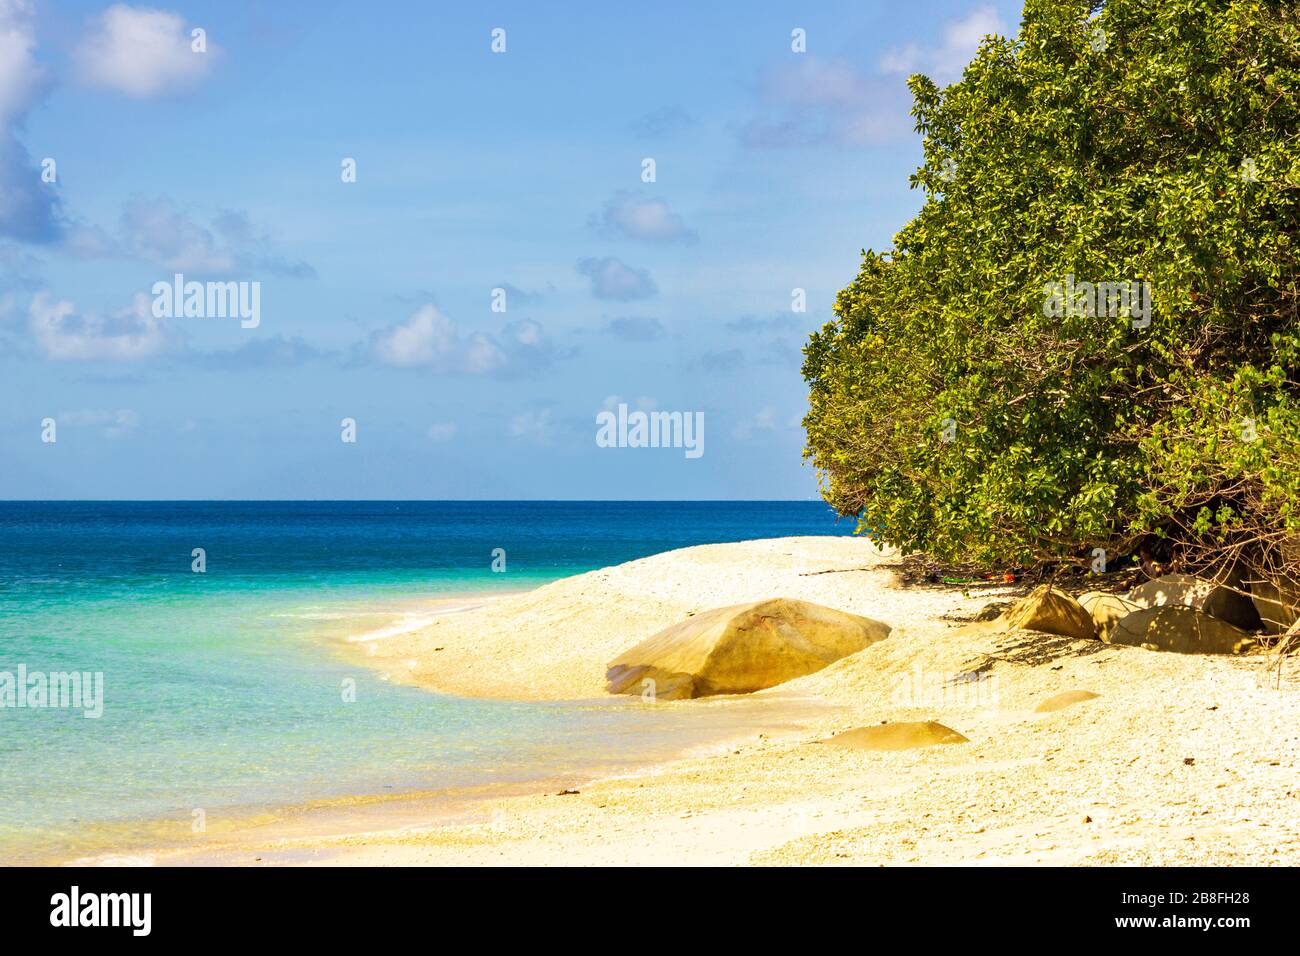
xmin=973 ymin=602 xmax=1011 ymax=622
xmin=556 ymin=788 xmax=581 ymax=796
xmin=1184 ymin=757 xmax=1196 ymax=766
xmin=822 ymin=721 xmax=968 ymax=751
xmin=1035 ymin=689 xmax=1100 ymax=713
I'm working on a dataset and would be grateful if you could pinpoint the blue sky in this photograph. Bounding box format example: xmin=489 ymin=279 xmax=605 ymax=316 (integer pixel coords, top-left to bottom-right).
xmin=0 ymin=0 xmax=1023 ymax=499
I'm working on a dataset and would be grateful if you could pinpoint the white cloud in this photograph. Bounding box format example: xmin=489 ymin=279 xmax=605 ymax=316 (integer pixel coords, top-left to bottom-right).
xmin=367 ymin=305 xmax=558 ymax=376
xmin=30 ymin=291 xmax=169 ymax=360
xmin=0 ymin=0 xmax=42 ymax=121
xmin=590 ymin=191 xmax=696 ymax=243
xmin=119 ymin=195 xmax=236 ymax=272
xmin=740 ymin=57 xmax=910 ymax=148
xmin=370 ymin=304 xmax=460 ymax=368
xmin=64 ymin=196 xmax=315 ymax=277
xmin=880 ymin=6 xmax=1005 ymax=85
xmin=76 ymin=4 xmax=217 ymax=97
xmin=426 ymin=423 xmax=457 ymax=442
xmin=740 ymin=8 xmax=1004 ymax=150
xmin=0 ymin=1 xmax=61 ymax=242
xmin=576 ymin=256 xmax=657 ymax=301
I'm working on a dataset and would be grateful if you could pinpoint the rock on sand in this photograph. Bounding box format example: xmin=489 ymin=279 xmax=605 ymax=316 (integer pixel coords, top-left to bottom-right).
xmin=997 ymin=586 xmax=1097 ymax=640
xmin=1079 ymin=592 xmax=1142 ymax=641
xmin=1248 ymin=574 xmax=1300 ymax=635
xmin=1035 ymin=690 xmax=1101 ymax=712
xmin=605 ymin=598 xmax=890 ymax=700
xmin=1126 ymin=573 xmax=1261 ymax=630
xmin=1109 ymin=605 xmax=1260 ymax=655
xmin=821 ymin=721 xmax=969 ymax=751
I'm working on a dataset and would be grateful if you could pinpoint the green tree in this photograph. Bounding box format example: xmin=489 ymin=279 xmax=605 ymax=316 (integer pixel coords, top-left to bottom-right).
xmin=803 ymin=0 xmax=1300 ymax=574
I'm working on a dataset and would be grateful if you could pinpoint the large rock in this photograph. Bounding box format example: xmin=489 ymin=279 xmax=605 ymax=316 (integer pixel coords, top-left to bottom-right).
xmin=1246 ymin=574 xmax=1300 ymax=635
xmin=1126 ymin=573 xmax=1261 ymax=630
xmin=1078 ymin=591 xmax=1142 ymax=641
xmin=821 ymin=721 xmax=968 ymax=751
xmin=606 ymin=598 xmax=890 ymax=700
xmin=997 ymin=586 xmax=1097 ymax=639
xmin=1109 ymin=605 xmax=1260 ymax=655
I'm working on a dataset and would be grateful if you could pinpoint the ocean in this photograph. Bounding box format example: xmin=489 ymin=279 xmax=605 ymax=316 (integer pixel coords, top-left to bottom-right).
xmin=0 ymin=501 xmax=856 ymax=862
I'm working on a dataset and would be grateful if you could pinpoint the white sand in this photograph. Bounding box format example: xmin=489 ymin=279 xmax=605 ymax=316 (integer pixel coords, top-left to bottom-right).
xmin=135 ymin=536 xmax=1300 ymax=866
xmin=350 ymin=536 xmax=977 ymax=700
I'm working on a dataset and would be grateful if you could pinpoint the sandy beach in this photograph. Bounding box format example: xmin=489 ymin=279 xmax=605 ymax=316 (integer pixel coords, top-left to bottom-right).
xmin=91 ymin=535 xmax=1299 ymax=867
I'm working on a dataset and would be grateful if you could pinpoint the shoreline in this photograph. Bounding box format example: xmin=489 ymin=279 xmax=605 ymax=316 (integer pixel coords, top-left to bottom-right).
xmin=350 ymin=536 xmax=943 ymax=701
xmin=35 ymin=534 xmax=1300 ymax=866
xmin=51 ymin=691 xmax=834 ymax=867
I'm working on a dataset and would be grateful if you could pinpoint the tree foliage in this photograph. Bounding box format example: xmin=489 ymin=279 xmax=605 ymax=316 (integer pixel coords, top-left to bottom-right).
xmin=803 ymin=0 xmax=1300 ymax=572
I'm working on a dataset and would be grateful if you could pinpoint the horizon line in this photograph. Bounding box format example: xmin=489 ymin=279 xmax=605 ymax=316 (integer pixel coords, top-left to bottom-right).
xmin=0 ymin=498 xmax=831 ymax=504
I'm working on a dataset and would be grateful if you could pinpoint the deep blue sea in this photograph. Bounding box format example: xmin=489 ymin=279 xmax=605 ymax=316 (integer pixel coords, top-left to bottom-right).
xmin=0 ymin=501 xmax=854 ymax=862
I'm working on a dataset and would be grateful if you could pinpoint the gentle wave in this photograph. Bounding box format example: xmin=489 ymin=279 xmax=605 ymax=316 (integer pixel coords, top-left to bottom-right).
xmin=345 ymin=604 xmax=484 ymax=643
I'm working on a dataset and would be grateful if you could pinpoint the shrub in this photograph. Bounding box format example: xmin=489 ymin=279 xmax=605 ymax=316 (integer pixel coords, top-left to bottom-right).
xmin=803 ymin=0 xmax=1300 ymax=572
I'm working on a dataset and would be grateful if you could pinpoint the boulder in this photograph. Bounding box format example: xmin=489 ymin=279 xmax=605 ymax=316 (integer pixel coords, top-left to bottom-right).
xmin=1108 ymin=605 xmax=1260 ymax=655
xmin=997 ymin=586 xmax=1097 ymax=639
xmin=1246 ymin=574 xmax=1300 ymax=635
xmin=1035 ymin=690 xmax=1100 ymax=713
xmin=1078 ymin=591 xmax=1142 ymax=641
xmin=1125 ymin=573 xmax=1261 ymax=630
xmin=605 ymin=598 xmax=890 ymax=700
xmin=821 ymin=721 xmax=968 ymax=751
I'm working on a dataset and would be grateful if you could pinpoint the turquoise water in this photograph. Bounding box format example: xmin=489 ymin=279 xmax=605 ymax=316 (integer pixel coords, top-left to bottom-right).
xmin=0 ymin=501 xmax=854 ymax=862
